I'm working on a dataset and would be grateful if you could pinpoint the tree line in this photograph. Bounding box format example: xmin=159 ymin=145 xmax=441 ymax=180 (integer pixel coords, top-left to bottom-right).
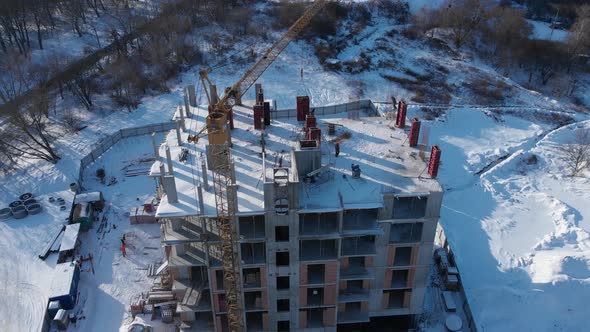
xmin=411 ymin=0 xmax=590 ymax=89
xmin=0 ymin=0 xmax=252 ymax=170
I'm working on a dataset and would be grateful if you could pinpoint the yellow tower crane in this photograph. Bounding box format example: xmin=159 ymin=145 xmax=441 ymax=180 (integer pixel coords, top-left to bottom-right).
xmin=197 ymin=1 xmax=328 ymax=331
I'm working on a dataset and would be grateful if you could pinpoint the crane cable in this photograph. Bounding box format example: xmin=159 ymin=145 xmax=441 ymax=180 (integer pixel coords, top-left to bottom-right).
xmin=187 ymin=79 xmax=204 ymax=209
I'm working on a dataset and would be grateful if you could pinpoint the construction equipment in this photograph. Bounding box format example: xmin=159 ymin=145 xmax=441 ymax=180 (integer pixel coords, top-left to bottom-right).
xmin=199 ymin=1 xmax=328 ymax=331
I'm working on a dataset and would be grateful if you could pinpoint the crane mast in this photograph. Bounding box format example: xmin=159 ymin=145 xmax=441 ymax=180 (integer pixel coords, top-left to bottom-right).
xmin=203 ymin=1 xmax=328 ymax=331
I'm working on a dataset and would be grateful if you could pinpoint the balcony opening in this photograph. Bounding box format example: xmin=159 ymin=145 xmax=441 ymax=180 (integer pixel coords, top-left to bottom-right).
xmin=277 ymin=320 xmax=290 ymax=332
xmin=307 ymin=264 xmax=325 ymax=284
xmin=345 ymin=301 xmax=362 ymax=312
xmin=277 ymin=299 xmax=290 ymax=312
xmin=390 ymin=223 xmax=423 ymax=244
xmin=300 ymin=239 xmax=338 ymax=261
xmin=217 ymin=294 xmax=227 ymax=312
xmin=393 ymin=247 xmax=412 ymax=266
xmin=307 ymin=308 xmax=324 ymax=328
xmin=189 ymin=266 xmax=209 ymax=287
xmin=391 ymin=269 xmax=409 ymax=288
xmin=307 ymin=287 xmax=324 ymax=306
xmin=239 ymin=215 xmax=265 ymax=239
xmin=277 ymin=276 xmax=290 ymax=290
xmin=217 ymin=314 xmax=228 ymax=332
xmin=341 ymin=236 xmax=376 ymax=256
xmin=386 ymin=289 xmax=411 ymax=309
xmin=350 ymin=257 xmax=365 ymax=269
xmin=393 ymin=196 xmax=427 ymax=219
xmin=275 ymin=226 xmax=289 ymax=242
xmin=246 ymin=312 xmax=263 ymax=331
xmin=347 ymin=280 xmax=363 ymax=293
xmin=208 ymin=244 xmax=223 ymax=267
xmin=215 ymin=270 xmax=224 ymax=290
xmin=243 ymin=268 xmax=262 ymax=288
xmin=343 ymin=209 xmax=378 ymax=231
xmin=299 ymin=212 xmax=338 ymax=236
xmin=276 ymin=251 xmax=289 ymax=266
xmin=244 ymin=291 xmax=263 ymax=310
xmin=341 ymin=257 xmax=368 ymax=278
xmin=240 ymin=242 xmax=266 ymax=265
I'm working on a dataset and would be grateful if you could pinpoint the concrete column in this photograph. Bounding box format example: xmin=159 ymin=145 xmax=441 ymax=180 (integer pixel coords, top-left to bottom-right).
xmin=175 ymin=120 xmax=182 ymax=146
xmin=162 ymin=175 xmax=178 ymax=203
xmin=183 ymin=90 xmax=192 ymax=119
xmin=230 ymin=161 xmax=236 ymax=184
xmin=151 ymin=132 xmax=159 ymax=159
xmin=188 ymin=85 xmax=196 ymax=106
xmin=178 ymin=105 xmax=186 ymax=131
xmin=165 ymin=145 xmax=174 ymax=174
xmin=197 ymin=184 xmax=205 ymax=215
xmin=210 ymin=84 xmax=218 ymax=105
xmin=201 ymin=158 xmax=209 ymax=190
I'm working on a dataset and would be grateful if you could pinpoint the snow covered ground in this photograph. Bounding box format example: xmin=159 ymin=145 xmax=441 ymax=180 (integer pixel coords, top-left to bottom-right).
xmin=417 ymin=107 xmax=590 ymax=331
xmin=0 ymin=3 xmax=589 ymax=331
xmin=527 ymin=19 xmax=568 ymax=41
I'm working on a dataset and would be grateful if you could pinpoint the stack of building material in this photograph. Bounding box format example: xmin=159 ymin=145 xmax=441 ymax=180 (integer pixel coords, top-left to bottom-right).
xmin=434 ymin=248 xmax=460 ymax=291
xmin=130 ymin=200 xmax=157 ymax=224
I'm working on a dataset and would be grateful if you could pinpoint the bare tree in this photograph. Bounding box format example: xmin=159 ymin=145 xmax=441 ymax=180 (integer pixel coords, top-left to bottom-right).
xmin=564 ymin=129 xmax=590 ymax=176
xmin=481 ymin=6 xmax=532 ymax=69
xmin=0 ymin=91 xmax=60 ymax=163
xmin=440 ymin=0 xmax=488 ymax=48
xmin=67 ymin=72 xmax=96 ymax=110
xmin=565 ymin=5 xmax=590 ymax=72
xmin=0 ymin=51 xmax=33 ymax=103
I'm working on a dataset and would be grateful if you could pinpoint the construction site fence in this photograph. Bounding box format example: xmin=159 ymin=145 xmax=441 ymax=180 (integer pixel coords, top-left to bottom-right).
xmin=77 ymin=121 xmax=177 ymax=188
xmin=270 ymin=99 xmax=378 ymax=119
xmin=434 ymin=224 xmax=478 ymax=332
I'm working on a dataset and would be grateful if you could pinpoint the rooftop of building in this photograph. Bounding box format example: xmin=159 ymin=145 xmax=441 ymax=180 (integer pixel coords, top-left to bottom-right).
xmin=150 ymin=100 xmax=442 ymax=218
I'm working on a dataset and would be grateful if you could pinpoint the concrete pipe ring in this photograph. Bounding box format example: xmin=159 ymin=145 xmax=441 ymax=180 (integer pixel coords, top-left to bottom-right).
xmin=12 ymin=205 xmax=28 ymax=219
xmin=24 ymin=198 xmax=38 ymax=206
xmin=26 ymin=203 xmax=42 ymax=215
xmin=19 ymin=193 xmax=33 ymax=201
xmin=0 ymin=208 xmax=12 ymax=220
xmin=9 ymin=201 xmax=23 ymax=208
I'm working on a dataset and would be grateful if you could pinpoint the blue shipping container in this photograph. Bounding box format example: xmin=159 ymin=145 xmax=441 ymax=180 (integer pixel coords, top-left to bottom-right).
xmin=48 ymin=262 xmax=80 ymax=310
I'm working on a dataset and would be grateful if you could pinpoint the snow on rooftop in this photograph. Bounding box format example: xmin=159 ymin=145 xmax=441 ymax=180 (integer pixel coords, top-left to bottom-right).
xmin=60 ymin=223 xmax=80 ymax=252
xmin=152 ymin=103 xmax=441 ymax=218
xmin=49 ymin=262 xmax=78 ymax=298
xmin=300 ymin=115 xmax=441 ymax=210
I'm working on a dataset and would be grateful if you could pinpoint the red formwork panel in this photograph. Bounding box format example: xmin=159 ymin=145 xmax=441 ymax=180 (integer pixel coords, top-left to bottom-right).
xmin=307 ymin=127 xmax=321 ymax=142
xmin=305 ymin=113 xmax=317 ymax=130
xmin=297 ymin=96 xmax=310 ymax=121
xmin=396 ymin=100 xmax=407 ymax=128
xmin=409 ymin=118 xmax=421 ymax=147
xmin=229 ymin=108 xmax=234 ymax=130
xmin=257 ymin=90 xmax=264 ymax=105
xmin=253 ymin=105 xmax=264 ymax=130
xmin=428 ymin=145 xmax=441 ymax=178
xmin=263 ymin=102 xmax=271 ymax=126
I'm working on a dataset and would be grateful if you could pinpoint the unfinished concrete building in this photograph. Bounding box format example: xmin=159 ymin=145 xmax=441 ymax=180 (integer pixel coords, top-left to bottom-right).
xmin=149 ymin=98 xmax=443 ymax=332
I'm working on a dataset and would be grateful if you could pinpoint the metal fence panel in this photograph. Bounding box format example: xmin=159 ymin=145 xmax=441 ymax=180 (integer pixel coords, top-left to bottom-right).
xmin=78 ymin=121 xmax=176 ymax=187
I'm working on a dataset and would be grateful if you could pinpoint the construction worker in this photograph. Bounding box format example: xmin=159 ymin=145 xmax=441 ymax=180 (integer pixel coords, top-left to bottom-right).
xmin=121 ymin=243 xmax=126 ymax=257
xmin=335 ymin=142 xmax=340 ymax=157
